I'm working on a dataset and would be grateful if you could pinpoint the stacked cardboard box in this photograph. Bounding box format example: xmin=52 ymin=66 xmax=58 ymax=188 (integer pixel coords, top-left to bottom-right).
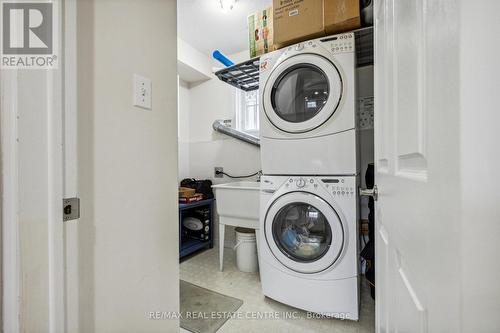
xmin=248 ymin=6 xmax=274 ymax=58
xmin=271 ymin=0 xmax=361 ymax=49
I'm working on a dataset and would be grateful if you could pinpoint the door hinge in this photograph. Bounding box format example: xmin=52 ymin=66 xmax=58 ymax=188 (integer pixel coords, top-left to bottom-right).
xmin=63 ymin=197 xmax=80 ymax=221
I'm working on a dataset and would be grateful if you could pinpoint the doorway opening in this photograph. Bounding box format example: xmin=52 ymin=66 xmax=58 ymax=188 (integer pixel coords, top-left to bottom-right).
xmin=176 ymin=1 xmax=375 ymax=332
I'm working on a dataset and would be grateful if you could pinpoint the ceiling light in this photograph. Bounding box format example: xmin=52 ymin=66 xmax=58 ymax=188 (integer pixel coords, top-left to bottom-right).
xmin=219 ymin=0 xmax=236 ymax=13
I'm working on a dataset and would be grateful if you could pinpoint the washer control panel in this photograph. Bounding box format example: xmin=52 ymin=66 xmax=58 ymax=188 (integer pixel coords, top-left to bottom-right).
xmin=328 ymin=185 xmax=355 ymax=197
xmin=286 ymin=177 xmax=319 ymax=190
xmin=321 ymin=177 xmax=355 ymax=197
xmin=284 ymin=177 xmax=355 ymax=197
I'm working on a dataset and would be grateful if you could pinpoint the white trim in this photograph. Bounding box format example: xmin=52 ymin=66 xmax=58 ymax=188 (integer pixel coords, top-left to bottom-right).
xmin=63 ymin=0 xmax=79 ymax=331
xmin=1 ymin=70 xmax=20 ymax=333
xmin=48 ymin=1 xmax=66 ymax=331
xmin=47 ymin=66 xmax=65 ymax=333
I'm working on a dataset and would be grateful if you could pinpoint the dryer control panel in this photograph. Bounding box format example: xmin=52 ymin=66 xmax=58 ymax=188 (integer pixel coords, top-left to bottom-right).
xmin=320 ymin=32 xmax=355 ymax=55
xmin=280 ymin=32 xmax=356 ymax=57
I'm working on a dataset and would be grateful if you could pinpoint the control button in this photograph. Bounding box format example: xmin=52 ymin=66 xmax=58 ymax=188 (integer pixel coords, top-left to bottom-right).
xmin=337 ymin=191 xmax=341 ymax=195
xmin=289 ymin=179 xmax=293 ymax=183
xmin=310 ymin=179 xmax=314 ymax=183
xmin=342 ymin=191 xmax=345 ymax=195
xmin=296 ymin=178 xmax=306 ymax=188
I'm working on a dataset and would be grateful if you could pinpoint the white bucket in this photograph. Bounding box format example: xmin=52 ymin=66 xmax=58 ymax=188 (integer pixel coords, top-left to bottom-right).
xmin=234 ymin=227 xmax=259 ymax=273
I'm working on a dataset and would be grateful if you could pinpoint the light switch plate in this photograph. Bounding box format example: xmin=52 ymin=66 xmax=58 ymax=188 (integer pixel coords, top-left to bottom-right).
xmin=133 ymin=74 xmax=152 ymax=109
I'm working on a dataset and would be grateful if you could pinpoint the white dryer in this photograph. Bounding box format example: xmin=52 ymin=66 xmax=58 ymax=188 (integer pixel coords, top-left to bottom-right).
xmin=259 ymin=33 xmax=357 ymax=176
xmin=259 ymin=175 xmax=359 ymax=320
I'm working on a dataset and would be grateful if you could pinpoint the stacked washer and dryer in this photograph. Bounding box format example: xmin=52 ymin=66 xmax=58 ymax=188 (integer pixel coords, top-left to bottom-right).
xmin=257 ymin=32 xmax=360 ymax=320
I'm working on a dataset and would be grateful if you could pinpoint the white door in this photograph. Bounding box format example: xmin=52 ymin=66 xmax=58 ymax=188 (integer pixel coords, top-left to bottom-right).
xmin=1 ymin=1 xmax=77 ymax=331
xmin=2 ymin=1 xmax=180 ymax=332
xmin=374 ymin=0 xmax=462 ymax=332
xmin=0 ymin=33 xmax=66 ymax=333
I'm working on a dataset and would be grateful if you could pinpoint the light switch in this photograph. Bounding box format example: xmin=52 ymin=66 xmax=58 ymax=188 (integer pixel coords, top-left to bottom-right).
xmin=133 ymin=74 xmax=152 ymax=109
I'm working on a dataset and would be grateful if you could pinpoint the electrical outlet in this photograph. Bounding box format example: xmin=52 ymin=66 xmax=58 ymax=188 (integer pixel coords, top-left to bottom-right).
xmin=214 ymin=167 xmax=223 ymax=178
xmin=357 ymin=96 xmax=374 ymax=130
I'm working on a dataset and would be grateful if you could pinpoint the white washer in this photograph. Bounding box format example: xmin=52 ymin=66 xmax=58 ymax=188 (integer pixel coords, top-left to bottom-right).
xmin=259 ymin=33 xmax=357 ymax=176
xmin=259 ymin=175 xmax=359 ymax=320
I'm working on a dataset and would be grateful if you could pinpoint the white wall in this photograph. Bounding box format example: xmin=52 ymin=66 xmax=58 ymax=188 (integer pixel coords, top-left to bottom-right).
xmin=178 ymin=49 xmax=261 ymax=247
xmin=77 ymin=1 xmax=179 ymax=332
xmin=178 ymin=79 xmax=191 ymax=181
xmin=177 ymin=38 xmax=212 ymax=83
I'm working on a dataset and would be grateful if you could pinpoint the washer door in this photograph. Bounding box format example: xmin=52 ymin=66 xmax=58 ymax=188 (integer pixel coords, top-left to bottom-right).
xmin=264 ymin=192 xmax=344 ymax=274
xmin=262 ymin=54 xmax=343 ymax=133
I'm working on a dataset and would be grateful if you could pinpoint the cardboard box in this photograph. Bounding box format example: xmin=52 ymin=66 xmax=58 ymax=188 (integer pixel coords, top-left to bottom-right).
xmin=272 ymin=0 xmax=361 ymax=48
xmin=248 ymin=6 xmax=274 ymax=58
xmin=324 ymin=0 xmax=361 ymax=35
xmin=273 ymin=0 xmax=324 ymax=48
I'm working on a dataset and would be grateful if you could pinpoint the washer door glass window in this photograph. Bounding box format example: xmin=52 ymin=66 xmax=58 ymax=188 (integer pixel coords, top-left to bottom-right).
xmin=264 ymin=192 xmax=344 ymax=274
xmin=273 ymin=202 xmax=332 ymax=262
xmin=271 ymin=64 xmax=329 ymax=123
xmin=262 ymin=54 xmax=343 ymax=134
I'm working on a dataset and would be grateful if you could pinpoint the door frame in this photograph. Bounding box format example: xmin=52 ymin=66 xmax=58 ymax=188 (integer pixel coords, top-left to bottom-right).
xmin=1 ymin=69 xmax=20 ymax=333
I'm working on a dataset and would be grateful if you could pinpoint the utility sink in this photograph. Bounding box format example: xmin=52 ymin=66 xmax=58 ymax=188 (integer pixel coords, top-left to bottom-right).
xmin=212 ymin=181 xmax=260 ymax=223
xmin=211 ymin=181 xmax=261 ymax=271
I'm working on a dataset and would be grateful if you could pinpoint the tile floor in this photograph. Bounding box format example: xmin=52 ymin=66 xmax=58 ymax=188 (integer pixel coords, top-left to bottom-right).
xmin=180 ymin=247 xmax=375 ymax=333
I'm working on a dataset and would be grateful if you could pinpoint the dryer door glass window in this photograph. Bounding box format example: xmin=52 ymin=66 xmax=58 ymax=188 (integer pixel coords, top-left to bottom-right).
xmin=272 ymin=202 xmax=332 ymax=262
xmin=271 ymin=64 xmax=329 ymax=123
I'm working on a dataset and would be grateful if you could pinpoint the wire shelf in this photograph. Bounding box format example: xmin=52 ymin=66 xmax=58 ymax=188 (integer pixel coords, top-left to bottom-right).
xmin=214 ymin=57 xmax=260 ymax=92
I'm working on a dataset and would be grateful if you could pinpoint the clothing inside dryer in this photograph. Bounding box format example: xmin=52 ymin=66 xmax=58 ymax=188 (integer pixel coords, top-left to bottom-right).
xmin=272 ymin=202 xmax=332 ymax=262
xmin=271 ymin=64 xmax=329 ymax=123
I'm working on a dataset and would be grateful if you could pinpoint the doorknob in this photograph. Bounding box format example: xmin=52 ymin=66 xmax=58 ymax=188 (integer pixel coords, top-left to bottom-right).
xmin=359 ymin=185 xmax=378 ymax=201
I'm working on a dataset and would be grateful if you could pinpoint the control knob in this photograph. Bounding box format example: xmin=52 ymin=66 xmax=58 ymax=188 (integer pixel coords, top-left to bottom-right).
xmin=295 ymin=178 xmax=306 ymax=188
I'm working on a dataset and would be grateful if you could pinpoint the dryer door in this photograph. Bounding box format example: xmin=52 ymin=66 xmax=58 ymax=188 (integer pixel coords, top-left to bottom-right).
xmin=264 ymin=191 xmax=344 ymax=274
xmin=262 ymin=54 xmax=343 ymax=133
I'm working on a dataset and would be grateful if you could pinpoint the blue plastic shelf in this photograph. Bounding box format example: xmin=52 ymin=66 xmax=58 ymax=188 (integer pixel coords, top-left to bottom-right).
xmin=179 ymin=198 xmax=214 ymax=259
